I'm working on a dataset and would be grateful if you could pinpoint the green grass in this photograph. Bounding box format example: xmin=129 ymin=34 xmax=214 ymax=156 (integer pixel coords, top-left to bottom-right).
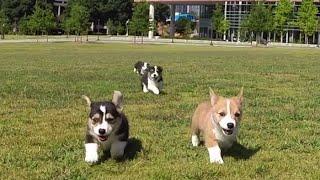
xmin=0 ymin=43 xmax=319 ymax=179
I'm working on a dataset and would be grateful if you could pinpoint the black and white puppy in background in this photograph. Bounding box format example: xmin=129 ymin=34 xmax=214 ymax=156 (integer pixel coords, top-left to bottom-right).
xmin=134 ymin=61 xmax=150 ymax=76
xmin=82 ymin=91 xmax=129 ymax=163
xmin=141 ymin=65 xmax=163 ymax=95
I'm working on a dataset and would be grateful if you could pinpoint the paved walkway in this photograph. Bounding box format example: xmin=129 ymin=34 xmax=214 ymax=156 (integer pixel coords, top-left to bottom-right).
xmin=0 ymin=35 xmax=319 ymax=48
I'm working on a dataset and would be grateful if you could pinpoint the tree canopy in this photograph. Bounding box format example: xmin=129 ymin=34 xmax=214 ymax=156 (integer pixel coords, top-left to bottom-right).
xmin=63 ymin=3 xmax=89 ymax=35
xmin=296 ymin=0 xmax=318 ymax=43
xmin=274 ymin=0 xmax=293 ymax=33
xmin=212 ymin=4 xmax=230 ymax=39
xmin=129 ymin=2 xmax=149 ymax=36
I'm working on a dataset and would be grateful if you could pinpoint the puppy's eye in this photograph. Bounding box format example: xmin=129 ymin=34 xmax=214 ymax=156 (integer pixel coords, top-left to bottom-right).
xmin=106 ymin=118 xmax=115 ymax=123
xmin=235 ymin=112 xmax=241 ymax=117
xmin=92 ymin=118 xmax=100 ymax=123
xmin=218 ymin=112 xmax=226 ymax=117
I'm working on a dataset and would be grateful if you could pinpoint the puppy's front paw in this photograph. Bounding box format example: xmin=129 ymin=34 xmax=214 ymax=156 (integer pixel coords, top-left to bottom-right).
xmin=208 ymin=146 xmax=224 ymax=164
xmin=85 ymin=143 xmax=98 ymax=163
xmin=209 ymin=156 xmax=224 ymax=164
xmin=85 ymin=151 xmax=98 ymax=163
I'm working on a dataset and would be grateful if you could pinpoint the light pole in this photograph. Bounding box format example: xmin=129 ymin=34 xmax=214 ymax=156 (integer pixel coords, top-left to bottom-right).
xmin=126 ymin=19 xmax=129 ymax=36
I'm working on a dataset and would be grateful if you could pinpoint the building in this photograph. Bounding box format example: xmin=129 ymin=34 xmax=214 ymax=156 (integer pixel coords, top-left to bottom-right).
xmin=135 ymin=0 xmax=320 ymax=44
xmin=53 ymin=0 xmax=68 ymax=17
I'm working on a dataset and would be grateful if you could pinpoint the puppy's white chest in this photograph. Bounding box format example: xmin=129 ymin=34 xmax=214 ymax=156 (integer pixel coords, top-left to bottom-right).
xmin=214 ymin=128 xmax=237 ymax=149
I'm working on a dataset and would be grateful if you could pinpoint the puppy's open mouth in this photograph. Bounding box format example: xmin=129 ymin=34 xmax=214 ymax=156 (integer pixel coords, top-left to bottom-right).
xmin=222 ymin=128 xmax=233 ymax=135
xmin=98 ymin=135 xmax=108 ymax=141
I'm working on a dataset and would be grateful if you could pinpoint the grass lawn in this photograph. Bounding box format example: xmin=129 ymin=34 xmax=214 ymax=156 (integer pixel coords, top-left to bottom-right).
xmin=0 ymin=43 xmax=319 ymax=179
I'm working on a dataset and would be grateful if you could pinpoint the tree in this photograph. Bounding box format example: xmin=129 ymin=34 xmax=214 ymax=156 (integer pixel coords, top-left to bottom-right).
xmin=28 ymin=3 xmax=55 ymax=38
xmin=212 ymin=4 xmax=230 ymax=40
xmin=129 ymin=2 xmax=149 ymax=42
xmin=0 ymin=0 xmax=54 ymax=32
xmin=274 ymin=0 xmax=293 ymax=43
xmin=106 ymin=19 xmax=116 ymax=35
xmin=68 ymin=0 xmax=133 ymax=31
xmin=63 ymin=3 xmax=89 ymax=38
xmin=296 ymin=0 xmax=318 ymax=44
xmin=175 ymin=18 xmax=194 ymax=38
xmin=18 ymin=15 xmax=30 ymax=35
xmin=0 ymin=10 xmax=9 ymax=39
xmin=241 ymin=3 xmax=273 ymax=45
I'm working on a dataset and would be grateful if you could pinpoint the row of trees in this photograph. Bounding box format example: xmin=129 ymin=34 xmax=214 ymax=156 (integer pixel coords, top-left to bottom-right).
xmin=0 ymin=0 xmax=319 ymax=44
xmin=210 ymin=0 xmax=319 ymax=44
xmin=0 ymin=0 xmax=170 ymax=39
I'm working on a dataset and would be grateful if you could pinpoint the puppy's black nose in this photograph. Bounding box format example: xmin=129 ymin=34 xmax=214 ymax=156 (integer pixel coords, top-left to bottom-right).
xmin=99 ymin=129 xmax=106 ymax=135
xmin=227 ymin=123 xmax=234 ymax=129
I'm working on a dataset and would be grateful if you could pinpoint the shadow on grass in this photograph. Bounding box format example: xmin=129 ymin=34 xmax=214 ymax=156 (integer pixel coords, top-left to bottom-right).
xmin=223 ymin=142 xmax=261 ymax=160
xmin=124 ymin=137 xmax=143 ymax=160
xmin=99 ymin=137 xmax=142 ymax=163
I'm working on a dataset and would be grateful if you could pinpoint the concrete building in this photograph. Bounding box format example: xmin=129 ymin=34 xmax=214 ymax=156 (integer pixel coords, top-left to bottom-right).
xmin=135 ymin=0 xmax=320 ymax=44
xmin=53 ymin=0 xmax=68 ymax=17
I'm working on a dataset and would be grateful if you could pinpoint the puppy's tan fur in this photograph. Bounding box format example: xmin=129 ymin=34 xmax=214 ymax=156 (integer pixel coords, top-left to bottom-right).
xmin=191 ymin=88 xmax=243 ymax=164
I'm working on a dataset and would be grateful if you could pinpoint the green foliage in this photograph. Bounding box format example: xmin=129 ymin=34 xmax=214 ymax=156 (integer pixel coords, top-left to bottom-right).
xmin=274 ymin=0 xmax=293 ymax=32
xmin=241 ymin=3 xmax=273 ymax=34
xmin=175 ymin=18 xmax=194 ymax=37
xmin=116 ymin=23 xmax=125 ymax=35
xmin=63 ymin=3 xmax=89 ymax=35
xmin=129 ymin=2 xmax=149 ymax=36
xmin=212 ymin=4 xmax=230 ymax=38
xmin=18 ymin=15 xmax=30 ymax=35
xmin=296 ymin=0 xmax=318 ymax=38
xmin=0 ymin=10 xmax=10 ymax=39
xmin=68 ymin=0 xmax=133 ymax=27
xmin=106 ymin=19 xmax=116 ymax=35
xmin=28 ymin=4 xmax=56 ymax=35
xmin=0 ymin=0 xmax=54 ymax=24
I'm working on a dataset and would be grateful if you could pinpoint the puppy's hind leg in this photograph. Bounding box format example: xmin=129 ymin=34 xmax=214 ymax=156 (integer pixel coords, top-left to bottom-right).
xmin=110 ymin=141 xmax=127 ymax=160
xmin=191 ymin=119 xmax=200 ymax=147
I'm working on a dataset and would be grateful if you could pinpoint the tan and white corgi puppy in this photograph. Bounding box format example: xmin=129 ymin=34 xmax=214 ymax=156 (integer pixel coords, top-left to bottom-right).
xmin=191 ymin=88 xmax=244 ymax=164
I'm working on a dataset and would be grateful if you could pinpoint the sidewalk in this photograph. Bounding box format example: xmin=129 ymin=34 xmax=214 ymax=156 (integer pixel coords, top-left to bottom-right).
xmin=0 ymin=35 xmax=319 ymax=48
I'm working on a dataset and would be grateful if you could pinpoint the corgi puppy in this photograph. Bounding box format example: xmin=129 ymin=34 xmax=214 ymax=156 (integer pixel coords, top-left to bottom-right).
xmin=191 ymin=88 xmax=244 ymax=164
xmin=82 ymin=91 xmax=129 ymax=163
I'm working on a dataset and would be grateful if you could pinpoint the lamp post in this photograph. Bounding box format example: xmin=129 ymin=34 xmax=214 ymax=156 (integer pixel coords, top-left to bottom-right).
xmin=126 ymin=19 xmax=129 ymax=36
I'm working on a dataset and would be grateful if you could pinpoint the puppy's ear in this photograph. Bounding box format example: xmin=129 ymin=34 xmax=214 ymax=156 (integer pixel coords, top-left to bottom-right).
xmin=209 ymin=88 xmax=218 ymax=106
xmin=157 ymin=66 xmax=163 ymax=73
xmin=237 ymin=87 xmax=244 ymax=104
xmin=82 ymin=95 xmax=91 ymax=108
xmin=112 ymin=91 xmax=123 ymax=112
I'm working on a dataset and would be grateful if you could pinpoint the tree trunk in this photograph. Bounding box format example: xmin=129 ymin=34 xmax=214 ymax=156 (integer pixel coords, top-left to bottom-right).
xmin=280 ymin=32 xmax=283 ymax=43
xmin=273 ymin=32 xmax=276 ymax=42
xmin=256 ymin=32 xmax=260 ymax=46
xmin=305 ymin=34 xmax=308 ymax=44
xmin=318 ymin=31 xmax=320 ymax=47
xmin=299 ymin=32 xmax=302 ymax=43
xmin=285 ymin=31 xmax=288 ymax=44
xmin=268 ymin=32 xmax=271 ymax=42
xmin=46 ymin=32 xmax=48 ymax=43
xmin=141 ymin=33 xmax=144 ymax=44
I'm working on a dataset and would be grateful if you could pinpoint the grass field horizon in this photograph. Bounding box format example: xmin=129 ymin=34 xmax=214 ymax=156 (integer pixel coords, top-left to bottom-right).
xmin=0 ymin=43 xmax=319 ymax=179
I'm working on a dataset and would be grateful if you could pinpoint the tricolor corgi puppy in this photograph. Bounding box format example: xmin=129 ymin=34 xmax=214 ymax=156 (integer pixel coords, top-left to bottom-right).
xmin=191 ymin=88 xmax=244 ymax=164
xmin=141 ymin=65 xmax=163 ymax=95
xmin=82 ymin=91 xmax=129 ymax=163
xmin=134 ymin=61 xmax=150 ymax=76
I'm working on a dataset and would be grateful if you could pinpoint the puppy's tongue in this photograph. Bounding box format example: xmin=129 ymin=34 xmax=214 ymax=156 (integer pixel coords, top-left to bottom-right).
xmin=99 ymin=135 xmax=108 ymax=141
